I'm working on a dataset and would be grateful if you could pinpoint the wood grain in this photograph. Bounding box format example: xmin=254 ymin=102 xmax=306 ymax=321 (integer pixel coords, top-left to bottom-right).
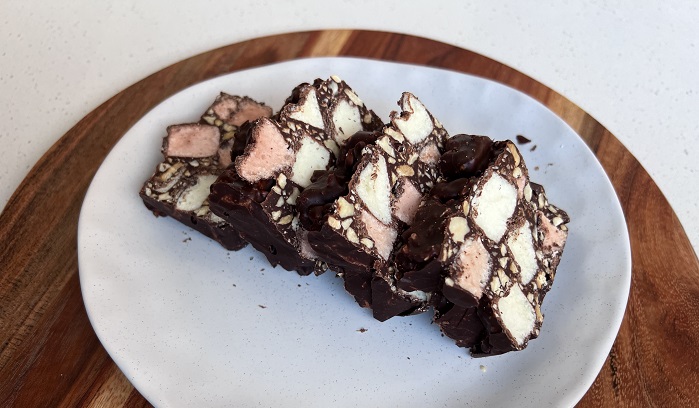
xmin=1 ymin=30 xmax=697 ymax=407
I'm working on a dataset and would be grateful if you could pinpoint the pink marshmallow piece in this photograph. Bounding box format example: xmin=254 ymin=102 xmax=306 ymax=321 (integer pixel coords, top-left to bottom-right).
xmin=165 ymin=124 xmax=220 ymax=158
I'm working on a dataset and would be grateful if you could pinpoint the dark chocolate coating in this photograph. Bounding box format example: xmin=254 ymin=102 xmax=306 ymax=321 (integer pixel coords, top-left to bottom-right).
xmin=297 ymin=171 xmax=347 ymax=231
xmin=432 ymin=293 xmax=485 ymax=349
xmin=341 ymin=268 xmax=373 ymax=309
xmin=470 ymin=298 xmax=517 ymax=357
xmin=515 ymin=134 xmax=531 ymax=144
xmin=439 ymin=134 xmax=494 ymax=179
xmin=209 ymin=170 xmax=317 ymax=275
xmin=307 ymin=225 xmax=377 ymax=307
xmin=369 ymin=136 xmax=499 ymax=322
xmin=140 ymin=193 xmax=248 ymax=251
xmin=284 ymin=82 xmax=312 ymax=105
xmin=394 ymin=197 xmax=451 ymax=292
xmin=429 ymin=178 xmax=475 ymax=204
xmin=231 ymin=120 xmax=255 ymax=159
xmin=338 ymin=131 xmax=383 ymax=173
xmin=440 ymin=281 xmax=480 ymax=309
xmin=297 ymin=129 xmax=384 ymax=301
xmin=297 ymin=130 xmax=381 ymax=231
xmin=371 ymin=267 xmax=425 ymax=322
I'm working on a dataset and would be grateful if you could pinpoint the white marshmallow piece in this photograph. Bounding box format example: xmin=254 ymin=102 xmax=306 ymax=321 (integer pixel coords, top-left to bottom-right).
xmin=288 ymin=87 xmax=325 ymax=130
xmin=356 ymin=154 xmax=392 ymax=225
xmin=290 ymin=137 xmax=331 ymax=188
xmin=472 ymin=173 xmax=517 ymax=242
xmin=507 ymin=221 xmax=537 ymax=284
xmin=497 ymin=284 xmax=536 ymax=347
xmin=331 ymin=99 xmax=362 ymax=145
xmin=176 ymin=174 xmax=218 ymax=212
xmin=393 ymin=93 xmax=434 ymax=145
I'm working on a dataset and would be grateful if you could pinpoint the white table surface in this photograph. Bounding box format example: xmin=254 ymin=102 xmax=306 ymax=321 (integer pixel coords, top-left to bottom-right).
xmin=1 ymin=1 xmax=697 ymax=254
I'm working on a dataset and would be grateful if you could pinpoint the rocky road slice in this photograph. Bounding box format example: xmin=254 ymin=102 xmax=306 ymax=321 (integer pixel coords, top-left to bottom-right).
xmin=209 ymin=77 xmax=383 ymax=275
xmin=140 ymin=94 xmax=272 ymax=250
xmin=370 ymin=134 xmax=569 ymax=355
xmin=460 ymin=148 xmax=567 ymax=356
xmin=303 ymin=93 xmax=449 ymax=308
xmin=371 ymin=135 xmax=495 ymax=320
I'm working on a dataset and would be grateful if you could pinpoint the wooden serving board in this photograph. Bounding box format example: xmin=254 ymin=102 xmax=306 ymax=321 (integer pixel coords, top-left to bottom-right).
xmin=1 ymin=30 xmax=697 ymax=407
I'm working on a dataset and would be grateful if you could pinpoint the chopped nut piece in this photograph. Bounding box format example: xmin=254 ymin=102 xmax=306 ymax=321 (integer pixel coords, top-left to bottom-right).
xmin=356 ymin=155 xmax=392 ymax=224
xmin=328 ymin=216 xmax=341 ymax=230
xmin=448 ymin=217 xmax=470 ymax=243
xmin=337 ymin=197 xmax=355 ymax=218
xmin=346 ymin=228 xmax=359 ymax=243
xmin=279 ymin=215 xmax=294 ymax=225
xmin=396 ymin=165 xmax=415 ymax=177
xmin=158 ymin=162 xmax=184 ymax=182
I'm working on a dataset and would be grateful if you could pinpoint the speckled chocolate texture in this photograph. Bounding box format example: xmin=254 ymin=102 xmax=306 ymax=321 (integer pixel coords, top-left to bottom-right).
xmin=379 ymin=135 xmax=570 ymax=355
xmin=303 ymin=92 xmax=450 ymax=308
xmin=209 ymin=76 xmax=383 ymax=275
xmin=140 ymin=94 xmax=272 ymax=250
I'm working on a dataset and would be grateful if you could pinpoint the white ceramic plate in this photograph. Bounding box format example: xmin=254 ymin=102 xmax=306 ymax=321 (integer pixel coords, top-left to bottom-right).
xmin=78 ymin=57 xmax=631 ymax=408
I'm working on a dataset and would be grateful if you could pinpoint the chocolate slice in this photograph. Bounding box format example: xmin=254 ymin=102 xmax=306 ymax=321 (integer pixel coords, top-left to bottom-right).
xmin=468 ymin=147 xmax=568 ymax=356
xmin=304 ymin=93 xmax=450 ymax=308
xmin=371 ymin=135 xmax=570 ymax=355
xmin=140 ymin=94 xmax=272 ymax=250
xmin=438 ymin=140 xmax=549 ymax=355
xmin=209 ymin=77 xmax=383 ymax=275
xmin=372 ymin=135 xmax=495 ymax=320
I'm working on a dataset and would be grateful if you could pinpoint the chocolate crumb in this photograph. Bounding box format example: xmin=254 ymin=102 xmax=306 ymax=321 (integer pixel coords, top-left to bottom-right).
xmin=258 ymin=304 xmax=267 ymax=309
xmin=357 ymin=327 xmax=368 ymax=333
xmin=182 ymin=237 xmax=191 ymax=243
xmin=534 ymin=166 xmax=540 ymax=171
xmin=516 ymin=135 xmax=531 ymax=144
xmin=530 ymin=145 xmax=537 ymax=152
xmin=249 ymin=256 xmax=253 ymax=261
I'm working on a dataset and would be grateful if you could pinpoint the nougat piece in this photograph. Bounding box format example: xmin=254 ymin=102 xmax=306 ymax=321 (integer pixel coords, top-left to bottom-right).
xmin=140 ymin=95 xmax=272 ymax=250
xmin=305 ymin=93 xmax=449 ymax=307
xmin=209 ymin=77 xmax=383 ymax=275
